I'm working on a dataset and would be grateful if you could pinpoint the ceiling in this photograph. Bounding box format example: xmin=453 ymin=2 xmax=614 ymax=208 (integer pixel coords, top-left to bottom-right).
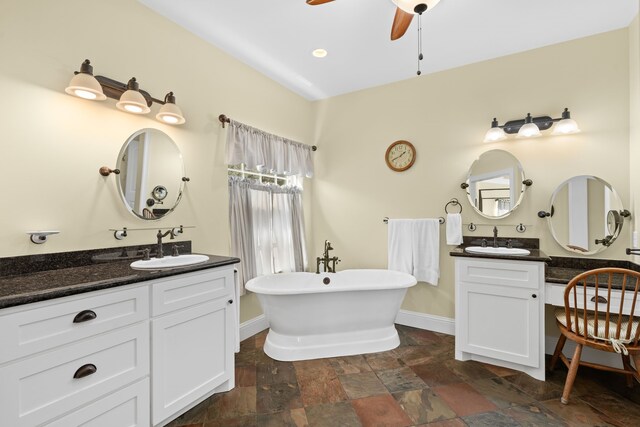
xmin=138 ymin=0 xmax=638 ymax=101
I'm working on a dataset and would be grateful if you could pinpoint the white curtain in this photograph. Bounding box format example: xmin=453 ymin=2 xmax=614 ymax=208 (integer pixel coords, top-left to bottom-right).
xmin=225 ymin=119 xmax=314 ymax=178
xmin=229 ymin=177 xmax=307 ymax=294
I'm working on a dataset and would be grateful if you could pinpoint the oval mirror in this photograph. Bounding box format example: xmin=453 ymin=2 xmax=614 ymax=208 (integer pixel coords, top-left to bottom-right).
xmin=463 ymin=149 xmax=528 ymax=219
xmin=546 ymin=175 xmax=626 ymax=254
xmin=116 ymin=128 xmax=185 ymax=220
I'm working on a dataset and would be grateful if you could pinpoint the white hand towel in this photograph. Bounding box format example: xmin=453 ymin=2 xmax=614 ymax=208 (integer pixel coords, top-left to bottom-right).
xmin=446 ymin=213 xmax=463 ymax=245
xmin=388 ymin=219 xmax=414 ymax=275
xmin=412 ymin=219 xmax=440 ymax=286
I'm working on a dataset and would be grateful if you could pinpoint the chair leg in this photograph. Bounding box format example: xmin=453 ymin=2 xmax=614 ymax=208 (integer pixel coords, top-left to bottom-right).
xmin=549 ymin=334 xmax=567 ymax=372
xmin=622 ymin=354 xmax=634 ymax=388
xmin=632 ymin=353 xmax=640 ymax=384
xmin=561 ymin=343 xmax=583 ymax=405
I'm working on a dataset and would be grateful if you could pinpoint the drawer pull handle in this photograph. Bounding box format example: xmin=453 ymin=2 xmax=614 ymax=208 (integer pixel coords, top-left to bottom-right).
xmin=591 ymin=296 xmax=608 ymax=304
xmin=228 ymin=299 xmax=234 ymax=304
xmin=73 ymin=310 xmax=97 ymax=323
xmin=532 ymin=294 xmax=537 ymax=299
xmin=73 ymin=363 xmax=97 ymax=379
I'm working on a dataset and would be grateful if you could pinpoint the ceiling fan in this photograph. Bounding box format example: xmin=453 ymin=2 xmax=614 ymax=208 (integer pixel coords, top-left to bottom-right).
xmin=306 ymin=0 xmax=441 ymax=40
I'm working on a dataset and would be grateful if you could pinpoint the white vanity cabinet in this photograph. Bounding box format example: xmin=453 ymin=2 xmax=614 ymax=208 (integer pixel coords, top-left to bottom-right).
xmin=151 ymin=267 xmax=235 ymax=426
xmin=454 ymin=257 xmax=545 ymax=380
xmin=0 ymin=263 xmax=237 ymax=427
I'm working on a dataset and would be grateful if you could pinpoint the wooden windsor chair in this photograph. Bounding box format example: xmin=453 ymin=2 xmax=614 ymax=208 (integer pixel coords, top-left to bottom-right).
xmin=549 ymin=267 xmax=640 ymax=404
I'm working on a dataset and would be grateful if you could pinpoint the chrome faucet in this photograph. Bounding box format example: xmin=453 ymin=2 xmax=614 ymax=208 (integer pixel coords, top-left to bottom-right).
xmin=316 ymin=240 xmax=340 ymax=274
xmin=156 ymin=229 xmax=177 ymax=259
xmin=493 ymin=226 xmax=499 ymax=248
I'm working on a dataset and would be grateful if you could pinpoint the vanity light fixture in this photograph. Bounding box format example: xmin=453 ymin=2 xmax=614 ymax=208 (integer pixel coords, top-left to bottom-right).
xmin=483 ymin=108 xmax=580 ymax=142
xmin=156 ymin=92 xmax=186 ymax=125
xmin=65 ymin=59 xmax=186 ymax=125
xmin=116 ymin=78 xmax=151 ymax=114
xmin=64 ymin=60 xmax=107 ymax=101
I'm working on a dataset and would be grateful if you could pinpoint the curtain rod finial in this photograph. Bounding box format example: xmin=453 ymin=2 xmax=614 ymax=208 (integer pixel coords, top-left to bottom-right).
xmin=219 ymin=114 xmax=230 ymax=128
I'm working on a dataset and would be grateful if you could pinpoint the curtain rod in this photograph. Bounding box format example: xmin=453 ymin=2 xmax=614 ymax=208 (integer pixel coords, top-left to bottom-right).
xmin=218 ymin=114 xmax=317 ymax=151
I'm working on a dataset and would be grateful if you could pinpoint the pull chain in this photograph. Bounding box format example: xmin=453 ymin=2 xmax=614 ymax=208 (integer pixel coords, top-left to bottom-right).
xmin=417 ymin=12 xmax=423 ymax=76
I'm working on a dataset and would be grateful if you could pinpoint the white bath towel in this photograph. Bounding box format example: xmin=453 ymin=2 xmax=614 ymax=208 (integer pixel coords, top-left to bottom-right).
xmin=388 ymin=219 xmax=414 ymax=276
xmin=388 ymin=218 xmax=440 ymax=286
xmin=446 ymin=213 xmax=463 ymax=245
xmin=412 ymin=219 xmax=440 ymax=286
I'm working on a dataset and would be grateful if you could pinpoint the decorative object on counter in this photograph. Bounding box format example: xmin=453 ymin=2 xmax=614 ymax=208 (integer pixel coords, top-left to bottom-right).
xmin=27 ymin=231 xmax=59 ymax=244
xmin=549 ymin=268 xmax=640 ymax=404
xmin=461 ymin=149 xmax=531 ymax=219
xmin=385 ymin=140 xmax=416 ymax=172
xmin=114 ymin=128 xmax=185 ymax=220
xmin=541 ymin=175 xmax=628 ymax=255
xmin=65 ymin=60 xmax=186 ymax=125
xmin=483 ymin=108 xmax=580 ymax=142
xmin=98 ymin=166 xmax=120 ymax=176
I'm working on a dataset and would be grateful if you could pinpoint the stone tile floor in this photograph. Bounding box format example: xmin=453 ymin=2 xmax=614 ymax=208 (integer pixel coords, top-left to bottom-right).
xmin=166 ymin=325 xmax=640 ymax=426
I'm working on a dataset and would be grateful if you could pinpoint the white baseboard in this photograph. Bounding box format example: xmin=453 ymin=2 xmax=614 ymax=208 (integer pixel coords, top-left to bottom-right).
xmin=240 ymin=314 xmax=269 ymax=342
xmin=395 ymin=309 xmax=455 ymax=336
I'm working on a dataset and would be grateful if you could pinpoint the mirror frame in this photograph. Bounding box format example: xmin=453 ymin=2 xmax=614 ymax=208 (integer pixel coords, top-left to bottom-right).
xmin=545 ymin=175 xmax=627 ymax=255
xmin=463 ymin=149 xmax=530 ymax=219
xmin=115 ymin=128 xmax=185 ymax=221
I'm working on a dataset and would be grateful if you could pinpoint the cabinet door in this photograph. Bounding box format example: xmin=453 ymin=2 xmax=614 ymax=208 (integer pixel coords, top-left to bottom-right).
xmin=459 ymin=282 xmax=540 ymax=367
xmin=151 ymin=298 xmax=233 ymax=425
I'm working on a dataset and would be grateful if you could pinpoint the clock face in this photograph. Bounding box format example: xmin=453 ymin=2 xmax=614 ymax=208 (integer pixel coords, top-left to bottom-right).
xmin=385 ymin=140 xmax=416 ymax=172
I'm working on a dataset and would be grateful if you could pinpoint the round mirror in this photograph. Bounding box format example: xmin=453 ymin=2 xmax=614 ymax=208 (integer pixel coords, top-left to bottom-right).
xmin=463 ymin=149 xmax=528 ymax=219
xmin=116 ymin=128 xmax=185 ymax=220
xmin=546 ymin=175 xmax=626 ymax=254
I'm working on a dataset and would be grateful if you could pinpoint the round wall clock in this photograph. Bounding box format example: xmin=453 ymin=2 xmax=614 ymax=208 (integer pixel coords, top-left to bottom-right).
xmin=385 ymin=140 xmax=416 ymax=172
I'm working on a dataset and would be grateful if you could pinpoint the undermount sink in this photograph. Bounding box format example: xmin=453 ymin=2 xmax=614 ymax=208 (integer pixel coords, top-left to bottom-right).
xmin=464 ymin=246 xmax=531 ymax=256
xmin=130 ymin=254 xmax=209 ymax=270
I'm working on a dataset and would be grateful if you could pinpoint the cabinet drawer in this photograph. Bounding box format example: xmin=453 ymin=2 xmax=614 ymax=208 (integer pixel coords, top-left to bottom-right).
xmin=152 ymin=267 xmax=234 ymax=316
xmin=546 ymin=282 xmax=633 ymax=315
xmin=46 ymin=378 xmax=149 ymax=427
xmin=0 ymin=322 xmax=149 ymax=427
xmin=458 ymin=258 xmax=541 ymax=290
xmin=0 ymin=285 xmax=148 ymax=364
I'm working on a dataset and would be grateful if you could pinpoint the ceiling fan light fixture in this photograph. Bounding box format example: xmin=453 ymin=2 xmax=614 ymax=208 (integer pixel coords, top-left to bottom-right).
xmin=312 ymin=48 xmax=328 ymax=58
xmin=393 ymin=0 xmax=440 ymax=14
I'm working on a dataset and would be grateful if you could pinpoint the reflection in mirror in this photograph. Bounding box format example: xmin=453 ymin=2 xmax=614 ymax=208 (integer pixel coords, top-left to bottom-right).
xmin=116 ymin=128 xmax=184 ymax=220
xmin=464 ymin=149 xmax=527 ymax=219
xmin=547 ymin=175 xmax=626 ymax=254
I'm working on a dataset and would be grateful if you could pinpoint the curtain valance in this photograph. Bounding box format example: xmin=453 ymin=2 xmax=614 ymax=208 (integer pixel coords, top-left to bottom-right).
xmin=225 ymin=119 xmax=314 ymax=178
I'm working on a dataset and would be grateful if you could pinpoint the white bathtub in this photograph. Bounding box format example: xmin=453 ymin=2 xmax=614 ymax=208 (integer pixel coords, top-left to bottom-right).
xmin=245 ymin=269 xmax=417 ymax=361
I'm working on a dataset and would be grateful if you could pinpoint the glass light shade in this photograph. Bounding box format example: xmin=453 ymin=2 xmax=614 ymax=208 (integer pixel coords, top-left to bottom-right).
xmin=156 ymin=102 xmax=186 ymax=125
xmin=552 ymin=118 xmax=580 ymax=135
xmin=392 ymin=0 xmax=440 ymax=14
xmin=65 ymin=73 xmax=106 ymax=101
xmin=483 ymin=127 xmax=507 ymax=142
xmin=517 ymin=122 xmax=541 ymax=138
xmin=116 ymin=90 xmax=150 ymax=114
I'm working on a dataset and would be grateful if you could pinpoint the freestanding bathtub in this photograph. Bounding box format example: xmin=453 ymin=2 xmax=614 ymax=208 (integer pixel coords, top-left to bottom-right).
xmin=245 ymin=269 xmax=417 ymax=361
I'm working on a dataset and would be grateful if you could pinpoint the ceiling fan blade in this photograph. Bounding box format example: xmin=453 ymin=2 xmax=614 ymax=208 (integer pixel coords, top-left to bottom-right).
xmin=306 ymin=0 xmax=335 ymax=5
xmin=390 ymin=7 xmax=414 ymax=40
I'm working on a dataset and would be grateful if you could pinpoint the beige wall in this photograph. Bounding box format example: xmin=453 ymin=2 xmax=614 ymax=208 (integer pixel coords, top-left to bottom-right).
xmin=0 ymin=0 xmax=314 ymax=323
xmin=1 ymin=0 xmax=638 ymax=326
xmin=630 ymin=11 xmax=640 ymax=264
xmin=311 ymin=29 xmax=631 ymax=320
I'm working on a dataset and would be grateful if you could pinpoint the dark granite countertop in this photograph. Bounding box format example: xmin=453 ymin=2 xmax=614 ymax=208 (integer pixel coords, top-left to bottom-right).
xmin=0 ymin=243 xmax=239 ymax=309
xmin=449 ymin=236 xmax=551 ymax=262
xmin=545 ymin=257 xmax=640 ymax=285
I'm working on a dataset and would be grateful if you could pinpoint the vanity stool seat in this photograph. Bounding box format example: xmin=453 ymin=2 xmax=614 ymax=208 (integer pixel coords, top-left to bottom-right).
xmin=549 ymin=268 xmax=640 ymax=404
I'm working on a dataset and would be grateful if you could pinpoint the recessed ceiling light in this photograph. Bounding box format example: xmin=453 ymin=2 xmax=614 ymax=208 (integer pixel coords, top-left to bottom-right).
xmin=312 ymin=49 xmax=328 ymax=58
